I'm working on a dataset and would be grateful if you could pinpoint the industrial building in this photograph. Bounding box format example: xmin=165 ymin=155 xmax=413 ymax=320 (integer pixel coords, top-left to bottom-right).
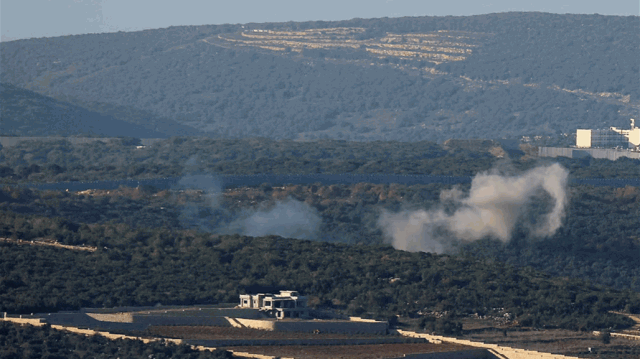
xmin=576 ymin=119 xmax=640 ymax=149
xmin=239 ymin=290 xmax=309 ymax=319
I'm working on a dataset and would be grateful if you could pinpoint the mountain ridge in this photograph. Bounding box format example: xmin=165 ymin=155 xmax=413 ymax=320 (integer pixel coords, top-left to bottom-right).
xmin=0 ymin=83 xmax=206 ymax=137
xmin=1 ymin=12 xmax=638 ymax=141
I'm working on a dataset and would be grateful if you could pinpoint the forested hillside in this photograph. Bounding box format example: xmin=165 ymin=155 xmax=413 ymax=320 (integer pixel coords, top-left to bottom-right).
xmin=0 ymin=83 xmax=207 ymax=138
xmin=1 ymin=213 xmax=637 ymax=332
xmin=0 ymin=83 xmax=161 ymax=137
xmin=1 ymin=168 xmax=638 ymax=293
xmin=0 ymin=137 xmax=639 ymax=339
xmin=1 ymin=137 xmax=639 ymax=184
xmin=1 ymin=13 xmax=637 ymax=141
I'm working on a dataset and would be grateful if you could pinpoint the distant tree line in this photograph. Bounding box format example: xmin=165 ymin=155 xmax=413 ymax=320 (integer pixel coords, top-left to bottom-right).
xmin=0 ymin=137 xmax=638 ymax=184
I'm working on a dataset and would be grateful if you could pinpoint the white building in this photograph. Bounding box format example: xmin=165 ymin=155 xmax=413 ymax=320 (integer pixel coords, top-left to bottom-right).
xmin=577 ymin=119 xmax=640 ymax=149
xmin=239 ymin=290 xmax=309 ymax=319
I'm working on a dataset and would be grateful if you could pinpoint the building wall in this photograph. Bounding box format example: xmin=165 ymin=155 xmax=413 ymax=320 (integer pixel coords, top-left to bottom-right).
xmin=132 ymin=308 xmax=262 ymax=318
xmin=8 ymin=308 xmax=263 ymax=330
xmin=539 ymin=147 xmax=640 ymax=161
xmin=274 ymin=319 xmax=389 ymax=334
xmin=185 ymin=337 xmax=414 ymax=348
xmin=4 ymin=315 xmax=584 ymax=359
xmin=233 ymin=318 xmax=276 ymax=331
xmin=86 ymin=312 xmax=133 ymax=323
xmin=591 ymin=129 xmax=628 ymax=148
xmin=576 ymin=129 xmax=592 ymax=148
xmin=133 ymin=315 xmax=231 ymax=327
xmin=396 ymin=349 xmax=490 ymax=359
xmin=628 ymin=128 xmax=640 ymax=147
xmin=229 ymin=317 xmax=389 ymax=334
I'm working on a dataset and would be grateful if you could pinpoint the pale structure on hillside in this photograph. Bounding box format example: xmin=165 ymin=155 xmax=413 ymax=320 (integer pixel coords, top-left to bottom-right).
xmin=577 ymin=119 xmax=640 ymax=149
xmin=239 ymin=290 xmax=309 ymax=319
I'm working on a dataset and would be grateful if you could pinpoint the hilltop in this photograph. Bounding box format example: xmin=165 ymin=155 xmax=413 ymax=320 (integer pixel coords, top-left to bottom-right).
xmin=1 ymin=12 xmax=638 ymax=141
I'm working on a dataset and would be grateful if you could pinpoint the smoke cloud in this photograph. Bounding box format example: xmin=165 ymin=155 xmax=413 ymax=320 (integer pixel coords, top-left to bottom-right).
xmin=176 ymin=173 xmax=321 ymax=240
xmin=176 ymin=174 xmax=226 ymax=231
xmin=379 ymin=163 xmax=569 ymax=253
xmin=226 ymin=199 xmax=322 ymax=240
xmin=178 ymin=174 xmax=222 ymax=205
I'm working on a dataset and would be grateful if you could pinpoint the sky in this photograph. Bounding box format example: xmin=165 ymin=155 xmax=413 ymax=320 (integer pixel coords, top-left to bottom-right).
xmin=1 ymin=0 xmax=638 ymax=42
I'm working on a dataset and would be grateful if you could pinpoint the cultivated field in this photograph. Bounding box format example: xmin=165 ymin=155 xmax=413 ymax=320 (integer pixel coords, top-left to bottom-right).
xmin=226 ymin=343 xmax=474 ymax=359
xmin=148 ymin=325 xmax=393 ymax=340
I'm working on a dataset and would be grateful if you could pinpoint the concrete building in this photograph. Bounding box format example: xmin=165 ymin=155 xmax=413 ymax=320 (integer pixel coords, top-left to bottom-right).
xmin=577 ymin=119 xmax=640 ymax=149
xmin=239 ymin=290 xmax=309 ymax=319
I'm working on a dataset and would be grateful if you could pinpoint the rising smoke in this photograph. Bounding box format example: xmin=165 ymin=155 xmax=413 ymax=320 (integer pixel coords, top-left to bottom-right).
xmin=176 ymin=174 xmax=226 ymax=231
xmin=378 ymin=163 xmax=569 ymax=253
xmin=225 ymin=199 xmax=321 ymax=240
xmin=176 ymin=173 xmax=321 ymax=240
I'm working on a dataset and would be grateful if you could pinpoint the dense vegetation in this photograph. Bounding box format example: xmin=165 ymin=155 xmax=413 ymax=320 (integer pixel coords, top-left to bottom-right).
xmin=0 ymin=211 xmax=638 ymax=332
xmin=1 ymin=168 xmax=639 ymax=293
xmin=0 ymin=137 xmax=638 ymax=299
xmin=0 ymin=322 xmax=233 ymax=359
xmin=0 ymin=137 xmax=638 ymax=340
xmin=1 ymin=13 xmax=637 ymax=141
xmin=1 ymin=137 xmax=639 ymax=184
xmin=2 ymin=11 xmax=639 ymax=354
xmin=0 ymin=83 xmax=203 ymax=138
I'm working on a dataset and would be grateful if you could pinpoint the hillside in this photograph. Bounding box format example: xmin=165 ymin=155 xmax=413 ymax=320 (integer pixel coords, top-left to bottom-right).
xmin=0 ymin=83 xmax=206 ymax=138
xmin=1 ymin=12 xmax=638 ymax=141
xmin=1 ymin=212 xmax=638 ymax=333
xmin=1 ymin=163 xmax=639 ymax=294
xmin=1 ymin=137 xmax=638 ymax=184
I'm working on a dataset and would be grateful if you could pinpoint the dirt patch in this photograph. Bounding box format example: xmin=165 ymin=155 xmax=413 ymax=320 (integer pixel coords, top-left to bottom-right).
xmin=465 ymin=328 xmax=640 ymax=358
xmin=148 ymin=326 xmax=394 ymax=341
xmin=227 ymin=343 xmax=473 ymax=359
xmin=0 ymin=237 xmax=97 ymax=252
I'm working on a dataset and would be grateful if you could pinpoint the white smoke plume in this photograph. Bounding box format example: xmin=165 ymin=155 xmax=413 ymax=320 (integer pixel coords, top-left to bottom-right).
xmin=176 ymin=172 xmax=321 ymax=240
xmin=379 ymin=163 xmax=569 ymax=253
xmin=226 ymin=198 xmax=322 ymax=240
xmin=178 ymin=174 xmax=222 ymax=206
xmin=176 ymin=174 xmax=225 ymax=231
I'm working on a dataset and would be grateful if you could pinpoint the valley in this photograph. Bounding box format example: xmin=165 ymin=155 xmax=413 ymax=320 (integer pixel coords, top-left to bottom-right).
xmin=1 ymin=10 xmax=639 ymax=358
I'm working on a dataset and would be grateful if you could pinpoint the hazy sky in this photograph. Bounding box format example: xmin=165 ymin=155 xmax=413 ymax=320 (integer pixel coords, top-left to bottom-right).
xmin=1 ymin=0 xmax=638 ymax=41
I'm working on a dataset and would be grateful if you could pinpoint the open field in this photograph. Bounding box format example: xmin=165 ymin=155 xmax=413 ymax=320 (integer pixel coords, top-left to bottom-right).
xmin=396 ymin=314 xmax=640 ymax=358
xmin=226 ymin=343 xmax=474 ymax=359
xmin=148 ymin=325 xmax=393 ymax=340
xmin=465 ymin=328 xmax=640 ymax=358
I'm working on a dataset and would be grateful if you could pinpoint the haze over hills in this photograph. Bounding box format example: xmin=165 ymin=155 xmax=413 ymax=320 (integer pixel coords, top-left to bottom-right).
xmin=0 ymin=83 xmax=208 ymax=138
xmin=1 ymin=12 xmax=638 ymax=141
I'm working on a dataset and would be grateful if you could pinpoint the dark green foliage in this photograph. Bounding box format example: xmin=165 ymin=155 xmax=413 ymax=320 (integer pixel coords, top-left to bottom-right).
xmin=419 ymin=314 xmax=463 ymax=336
xmin=0 ymin=214 xmax=637 ymax=331
xmin=0 ymin=322 xmax=233 ymax=358
xmin=461 ymin=184 xmax=640 ymax=293
xmin=0 ymin=165 xmax=639 ymax=296
xmin=0 ymin=137 xmax=492 ymax=182
xmin=1 ymin=13 xmax=637 ymax=141
xmin=1 ymin=137 xmax=638 ymax=184
xmin=0 ymin=83 xmax=176 ymax=138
